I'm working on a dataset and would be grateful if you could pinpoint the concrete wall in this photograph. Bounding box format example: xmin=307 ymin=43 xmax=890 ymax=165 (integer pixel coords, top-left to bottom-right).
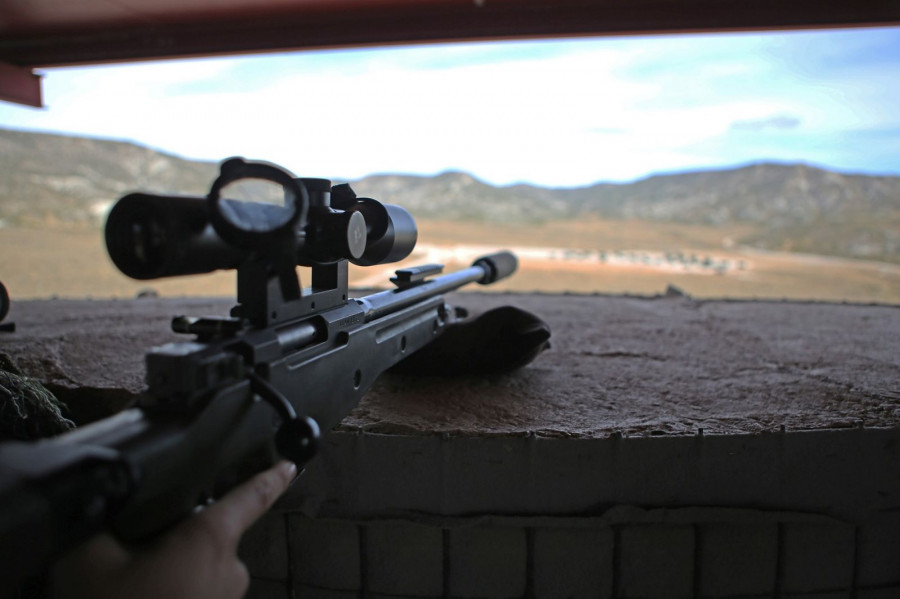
xmin=239 ymin=427 xmax=900 ymax=598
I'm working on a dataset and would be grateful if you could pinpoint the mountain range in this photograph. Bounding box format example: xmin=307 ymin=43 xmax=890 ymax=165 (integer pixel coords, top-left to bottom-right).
xmin=1 ymin=127 xmax=898 ymax=262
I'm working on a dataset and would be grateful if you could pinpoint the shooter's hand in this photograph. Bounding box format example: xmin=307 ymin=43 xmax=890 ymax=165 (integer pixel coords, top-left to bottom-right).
xmin=51 ymin=460 xmax=297 ymax=599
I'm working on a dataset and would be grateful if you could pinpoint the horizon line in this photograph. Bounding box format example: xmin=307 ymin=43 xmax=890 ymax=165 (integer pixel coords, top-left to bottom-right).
xmin=2 ymin=124 xmax=898 ymax=190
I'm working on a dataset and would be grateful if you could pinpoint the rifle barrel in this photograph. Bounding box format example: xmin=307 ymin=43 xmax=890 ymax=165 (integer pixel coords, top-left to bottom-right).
xmin=356 ymin=251 xmax=517 ymax=322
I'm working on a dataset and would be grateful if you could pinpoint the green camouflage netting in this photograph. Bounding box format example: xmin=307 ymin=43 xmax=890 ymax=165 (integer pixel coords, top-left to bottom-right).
xmin=0 ymin=354 xmax=75 ymax=441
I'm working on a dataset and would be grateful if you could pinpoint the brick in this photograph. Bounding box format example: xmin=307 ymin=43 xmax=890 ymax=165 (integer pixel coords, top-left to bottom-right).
xmin=238 ymin=511 xmax=289 ymax=581
xmin=781 ymin=521 xmax=855 ymax=594
xmin=618 ymin=525 xmax=694 ymax=599
xmin=698 ymin=523 xmax=778 ymax=597
xmin=857 ymin=511 xmax=900 ymax=586
xmin=532 ymin=526 xmax=614 ymax=599
xmin=294 ymin=585 xmax=359 ymax=599
xmin=448 ymin=525 xmax=527 ymax=598
xmin=365 ymin=520 xmax=444 ymax=597
xmin=857 ymin=587 xmax=900 ymax=599
xmin=289 ymin=515 xmax=361 ymax=591
xmin=245 ymin=578 xmax=290 ymax=599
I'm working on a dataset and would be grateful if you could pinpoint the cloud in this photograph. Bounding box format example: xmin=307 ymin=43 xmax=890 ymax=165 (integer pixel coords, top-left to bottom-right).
xmin=730 ymin=114 xmax=803 ymax=131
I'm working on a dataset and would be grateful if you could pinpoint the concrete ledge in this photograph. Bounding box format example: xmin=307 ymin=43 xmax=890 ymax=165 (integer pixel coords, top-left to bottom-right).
xmin=2 ymin=295 xmax=898 ymax=597
xmin=2 ymin=294 xmax=898 ymax=436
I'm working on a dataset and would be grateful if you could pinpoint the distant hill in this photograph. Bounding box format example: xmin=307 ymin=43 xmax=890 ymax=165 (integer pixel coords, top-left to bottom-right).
xmin=1 ymin=128 xmax=898 ymax=262
xmin=0 ymin=128 xmax=218 ymax=226
xmin=351 ymin=164 xmax=900 ymax=262
xmin=353 ymin=162 xmax=900 ymax=225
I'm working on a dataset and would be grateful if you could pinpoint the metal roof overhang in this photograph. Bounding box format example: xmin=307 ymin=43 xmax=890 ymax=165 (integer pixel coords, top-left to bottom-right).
xmin=1 ymin=0 xmax=899 ymax=107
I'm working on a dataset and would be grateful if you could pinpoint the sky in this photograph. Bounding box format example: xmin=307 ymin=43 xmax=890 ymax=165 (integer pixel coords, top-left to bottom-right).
xmin=0 ymin=26 xmax=898 ymax=188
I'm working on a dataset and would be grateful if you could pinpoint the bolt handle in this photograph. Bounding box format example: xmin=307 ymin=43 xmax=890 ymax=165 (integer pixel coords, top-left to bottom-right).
xmin=275 ymin=416 xmax=320 ymax=466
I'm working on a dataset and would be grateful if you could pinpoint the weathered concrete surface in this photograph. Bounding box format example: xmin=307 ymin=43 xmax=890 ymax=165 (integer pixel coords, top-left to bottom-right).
xmin=0 ymin=297 xmax=224 ymax=422
xmin=352 ymin=293 xmax=900 ymax=436
xmin=0 ymin=292 xmax=897 ymax=434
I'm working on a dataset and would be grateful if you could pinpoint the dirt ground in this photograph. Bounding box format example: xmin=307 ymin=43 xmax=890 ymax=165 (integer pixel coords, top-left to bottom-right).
xmin=1 ymin=292 xmax=897 ymax=436
xmin=2 ymin=220 xmax=899 ymax=304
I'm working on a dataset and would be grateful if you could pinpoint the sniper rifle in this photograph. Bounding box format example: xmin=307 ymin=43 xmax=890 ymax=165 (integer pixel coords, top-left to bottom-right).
xmin=0 ymin=158 xmax=548 ymax=587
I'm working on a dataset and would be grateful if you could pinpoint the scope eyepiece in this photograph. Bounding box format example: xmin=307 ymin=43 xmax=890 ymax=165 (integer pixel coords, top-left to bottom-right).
xmin=208 ymin=158 xmax=309 ymax=251
xmin=350 ymin=203 xmax=417 ymax=266
xmin=325 ymin=183 xmax=417 ymax=267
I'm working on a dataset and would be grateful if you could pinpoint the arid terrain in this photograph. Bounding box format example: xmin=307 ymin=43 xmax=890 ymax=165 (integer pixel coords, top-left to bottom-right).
xmin=2 ymin=218 xmax=899 ymax=305
xmin=2 ymin=129 xmax=898 ymax=305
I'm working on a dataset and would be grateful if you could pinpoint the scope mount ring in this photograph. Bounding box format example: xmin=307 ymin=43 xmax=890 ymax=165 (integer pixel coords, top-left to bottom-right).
xmin=207 ymin=157 xmax=309 ymax=251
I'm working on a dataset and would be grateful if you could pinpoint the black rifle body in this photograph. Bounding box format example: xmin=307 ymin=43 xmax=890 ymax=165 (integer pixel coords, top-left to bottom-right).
xmin=0 ymin=257 xmax=508 ymax=584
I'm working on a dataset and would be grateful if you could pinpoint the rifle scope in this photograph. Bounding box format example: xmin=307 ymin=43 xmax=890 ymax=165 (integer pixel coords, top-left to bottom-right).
xmin=105 ymin=159 xmax=417 ymax=280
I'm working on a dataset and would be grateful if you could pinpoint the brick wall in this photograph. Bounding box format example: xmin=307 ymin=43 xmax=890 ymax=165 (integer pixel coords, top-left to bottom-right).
xmin=240 ymin=508 xmax=900 ymax=598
